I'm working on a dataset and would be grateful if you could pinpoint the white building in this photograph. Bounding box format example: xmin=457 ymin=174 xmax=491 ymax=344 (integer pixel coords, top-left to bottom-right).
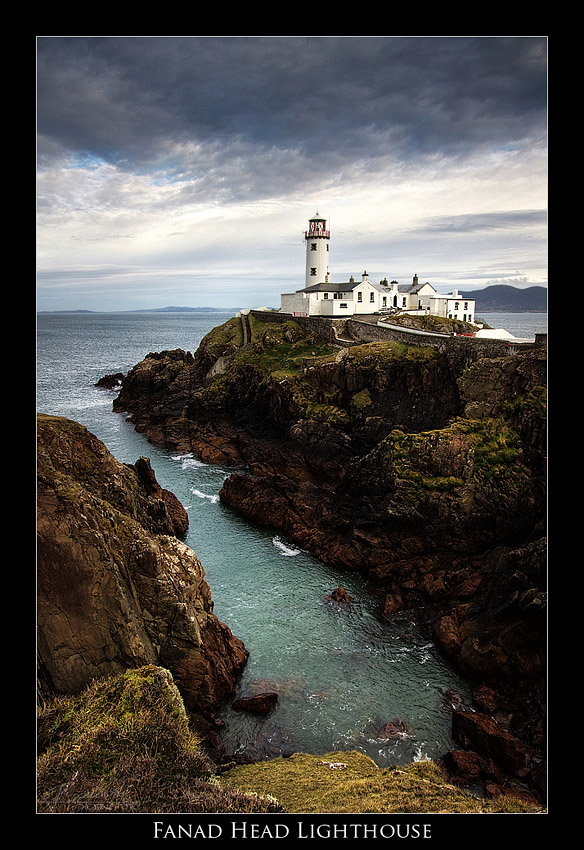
xmin=280 ymin=213 xmax=475 ymax=324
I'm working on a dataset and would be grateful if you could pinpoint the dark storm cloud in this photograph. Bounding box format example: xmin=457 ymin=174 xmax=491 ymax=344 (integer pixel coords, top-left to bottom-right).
xmin=37 ymin=35 xmax=547 ymax=179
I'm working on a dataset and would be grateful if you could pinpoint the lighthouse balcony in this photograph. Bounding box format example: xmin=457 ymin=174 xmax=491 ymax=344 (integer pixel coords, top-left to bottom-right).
xmin=304 ymin=230 xmax=330 ymax=239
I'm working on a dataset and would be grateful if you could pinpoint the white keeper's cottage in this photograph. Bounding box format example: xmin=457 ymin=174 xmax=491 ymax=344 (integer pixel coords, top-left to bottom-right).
xmin=280 ymin=213 xmax=476 ymax=324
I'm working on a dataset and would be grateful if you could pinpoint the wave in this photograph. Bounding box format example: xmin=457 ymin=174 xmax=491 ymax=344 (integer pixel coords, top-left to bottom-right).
xmin=272 ymin=536 xmax=301 ymax=557
xmin=172 ymin=453 xmax=206 ymax=469
xmin=190 ymin=488 xmax=219 ymax=504
xmin=172 ymin=453 xmax=229 ymax=476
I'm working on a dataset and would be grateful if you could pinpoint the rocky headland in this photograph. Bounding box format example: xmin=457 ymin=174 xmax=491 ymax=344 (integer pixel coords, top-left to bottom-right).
xmin=109 ymin=312 xmax=546 ymax=803
xmin=37 ymin=413 xmax=248 ymax=745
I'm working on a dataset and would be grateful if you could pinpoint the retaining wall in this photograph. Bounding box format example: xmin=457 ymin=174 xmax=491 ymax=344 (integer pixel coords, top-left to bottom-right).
xmin=251 ymin=311 xmax=540 ymax=369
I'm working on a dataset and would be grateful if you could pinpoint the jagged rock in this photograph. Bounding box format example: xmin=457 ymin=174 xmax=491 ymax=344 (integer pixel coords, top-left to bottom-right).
xmin=326 ymin=586 xmax=352 ymax=604
xmin=37 ymin=414 xmax=248 ymax=728
xmin=452 ymin=710 xmax=530 ymax=774
xmin=95 ymin=372 xmax=124 ymax=389
xmin=443 ymin=689 xmax=466 ymax=712
xmin=440 ymin=749 xmax=483 ymax=784
xmin=104 ymin=316 xmax=547 ymax=799
xmin=133 ymin=455 xmax=189 ymax=536
xmin=472 ymin=684 xmax=499 ymax=715
xmin=379 ymin=718 xmax=408 ymax=739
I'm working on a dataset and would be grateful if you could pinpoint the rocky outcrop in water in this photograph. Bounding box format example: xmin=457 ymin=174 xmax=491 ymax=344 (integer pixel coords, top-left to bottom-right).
xmin=37 ymin=414 xmax=248 ymax=740
xmin=109 ymin=314 xmax=547 ymax=799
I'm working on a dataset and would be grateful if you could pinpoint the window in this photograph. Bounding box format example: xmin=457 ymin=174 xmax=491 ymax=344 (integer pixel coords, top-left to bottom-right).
xmin=311 ymin=243 xmax=317 ymax=251
xmin=357 ymin=292 xmax=362 ymax=302
xmin=340 ymin=303 xmax=348 ymax=308
xmin=310 ymin=268 xmax=317 ymax=276
xmin=370 ymin=292 xmax=375 ymax=302
xmin=323 ymin=292 xmax=328 ymax=299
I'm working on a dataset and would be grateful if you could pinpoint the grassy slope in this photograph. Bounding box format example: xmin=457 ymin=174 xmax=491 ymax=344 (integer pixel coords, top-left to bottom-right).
xmin=219 ymin=751 xmax=541 ymax=814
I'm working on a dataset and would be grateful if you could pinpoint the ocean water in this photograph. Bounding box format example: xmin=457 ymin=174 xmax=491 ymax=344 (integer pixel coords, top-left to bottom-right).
xmin=477 ymin=312 xmax=548 ymax=339
xmin=35 ymin=310 xmax=545 ymax=766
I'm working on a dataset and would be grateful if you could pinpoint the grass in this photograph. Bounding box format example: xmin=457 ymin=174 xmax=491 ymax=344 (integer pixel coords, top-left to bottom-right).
xmin=36 ymin=668 xmax=542 ymax=814
xmin=219 ymin=751 xmax=541 ymax=814
xmin=37 ymin=666 xmax=284 ymax=814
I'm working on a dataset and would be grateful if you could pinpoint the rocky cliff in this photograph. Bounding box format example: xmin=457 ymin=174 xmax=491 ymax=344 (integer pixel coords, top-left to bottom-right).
xmin=110 ymin=314 xmax=547 ymax=800
xmin=37 ymin=413 xmax=248 ymax=740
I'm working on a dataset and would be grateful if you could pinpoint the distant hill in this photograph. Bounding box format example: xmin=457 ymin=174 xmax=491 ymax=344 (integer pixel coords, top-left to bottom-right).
xmin=126 ymin=306 xmax=230 ymax=313
xmin=38 ymin=307 xmax=240 ymax=314
xmin=455 ymin=285 xmax=547 ymax=313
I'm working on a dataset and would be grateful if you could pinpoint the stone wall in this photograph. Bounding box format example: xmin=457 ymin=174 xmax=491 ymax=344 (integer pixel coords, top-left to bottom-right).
xmin=252 ymin=311 xmax=537 ymax=365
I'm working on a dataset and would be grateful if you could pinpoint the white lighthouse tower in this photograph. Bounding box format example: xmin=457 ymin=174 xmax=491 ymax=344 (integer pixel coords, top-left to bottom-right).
xmin=304 ymin=212 xmax=330 ymax=288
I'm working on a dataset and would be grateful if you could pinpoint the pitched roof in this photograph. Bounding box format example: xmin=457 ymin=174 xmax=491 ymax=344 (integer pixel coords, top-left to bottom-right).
xmin=300 ymin=281 xmax=360 ymax=293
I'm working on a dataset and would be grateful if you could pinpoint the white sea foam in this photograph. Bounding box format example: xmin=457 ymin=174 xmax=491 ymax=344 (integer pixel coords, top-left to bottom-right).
xmin=172 ymin=453 xmax=206 ymax=470
xmin=272 ymin=536 xmax=301 ymax=556
xmin=191 ymin=488 xmax=219 ymax=504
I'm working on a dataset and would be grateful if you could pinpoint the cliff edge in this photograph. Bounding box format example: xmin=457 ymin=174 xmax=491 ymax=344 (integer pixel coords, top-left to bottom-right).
xmin=37 ymin=413 xmax=248 ymax=739
xmin=109 ymin=314 xmax=547 ymax=801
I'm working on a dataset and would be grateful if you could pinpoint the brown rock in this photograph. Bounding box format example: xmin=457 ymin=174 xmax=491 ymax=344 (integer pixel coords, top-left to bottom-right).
xmin=383 ymin=593 xmax=403 ymax=616
xmin=443 ymin=689 xmax=466 ymax=711
xmin=326 ymin=587 xmax=353 ymax=604
xmin=37 ymin=414 xmax=248 ymax=724
xmin=95 ymin=372 xmax=124 ymax=389
xmin=134 ymin=456 xmax=189 ymax=536
xmin=433 ymin=615 xmax=462 ymax=656
xmin=379 ymin=718 xmax=408 ymax=739
xmin=452 ymin=710 xmax=530 ymax=774
xmin=232 ymin=693 xmax=279 ymax=715
xmin=441 ymin=749 xmax=483 ymax=784
xmin=472 ymin=684 xmax=499 ymax=715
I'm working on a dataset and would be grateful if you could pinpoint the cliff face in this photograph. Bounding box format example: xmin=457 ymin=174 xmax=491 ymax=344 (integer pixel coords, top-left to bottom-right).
xmin=111 ymin=315 xmax=547 ymax=797
xmin=37 ymin=414 xmax=248 ymax=735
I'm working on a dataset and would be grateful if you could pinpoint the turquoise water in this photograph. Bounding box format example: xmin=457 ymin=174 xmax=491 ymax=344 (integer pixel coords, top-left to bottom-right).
xmin=36 ymin=310 xmax=545 ymax=765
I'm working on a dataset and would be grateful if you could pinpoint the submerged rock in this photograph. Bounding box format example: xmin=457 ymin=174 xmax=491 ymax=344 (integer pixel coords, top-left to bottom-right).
xmin=232 ymin=692 xmax=279 ymax=715
xmin=378 ymin=718 xmax=408 ymax=740
xmin=326 ymin=586 xmax=353 ymax=604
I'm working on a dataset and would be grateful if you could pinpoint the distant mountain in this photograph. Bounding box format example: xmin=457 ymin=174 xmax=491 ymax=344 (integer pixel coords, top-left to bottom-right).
xmin=455 ymin=285 xmax=547 ymax=313
xmin=126 ymin=306 xmax=230 ymax=313
xmin=38 ymin=307 xmax=238 ymax=314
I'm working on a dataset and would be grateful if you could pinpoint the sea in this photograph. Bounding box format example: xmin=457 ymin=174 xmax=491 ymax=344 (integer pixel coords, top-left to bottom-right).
xmin=36 ymin=310 xmax=547 ymax=766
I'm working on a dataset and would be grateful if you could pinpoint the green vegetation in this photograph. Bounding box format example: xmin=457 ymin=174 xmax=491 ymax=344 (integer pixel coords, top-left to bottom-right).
xmin=37 ymin=666 xmax=284 ymax=813
xmin=382 ymin=314 xmax=480 ymax=335
xmin=219 ymin=751 xmax=540 ymax=814
xmin=346 ymin=339 xmax=439 ymax=366
xmin=351 ymin=388 xmax=373 ymax=410
xmin=456 ymin=416 xmax=522 ymax=478
xmin=502 ymin=385 xmax=547 ymax=421
xmin=37 ymin=669 xmax=541 ymax=813
xmin=235 ymin=315 xmax=337 ymax=377
xmin=386 ymin=413 xmax=524 ymax=491
xmin=387 ymin=428 xmax=466 ymax=493
xmin=196 ymin=316 xmax=243 ymax=361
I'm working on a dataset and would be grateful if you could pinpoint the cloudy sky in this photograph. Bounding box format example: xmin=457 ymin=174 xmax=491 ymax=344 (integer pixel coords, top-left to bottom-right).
xmin=36 ymin=36 xmax=548 ymax=312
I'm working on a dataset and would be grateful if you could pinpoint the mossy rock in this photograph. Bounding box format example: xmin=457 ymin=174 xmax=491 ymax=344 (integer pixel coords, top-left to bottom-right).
xmin=37 ymin=666 xmax=284 ymax=814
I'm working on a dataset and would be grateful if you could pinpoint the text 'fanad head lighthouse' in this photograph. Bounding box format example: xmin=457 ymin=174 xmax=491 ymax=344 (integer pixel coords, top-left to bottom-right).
xmin=305 ymin=212 xmax=330 ymax=288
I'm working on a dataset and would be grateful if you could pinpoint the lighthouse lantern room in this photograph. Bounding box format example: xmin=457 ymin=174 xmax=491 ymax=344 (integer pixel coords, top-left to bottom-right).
xmin=305 ymin=212 xmax=330 ymax=289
